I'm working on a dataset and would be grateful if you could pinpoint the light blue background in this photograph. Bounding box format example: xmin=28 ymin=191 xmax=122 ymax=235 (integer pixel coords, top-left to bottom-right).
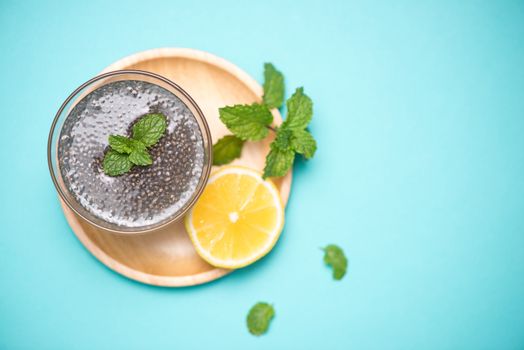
xmin=1 ymin=0 xmax=524 ymax=349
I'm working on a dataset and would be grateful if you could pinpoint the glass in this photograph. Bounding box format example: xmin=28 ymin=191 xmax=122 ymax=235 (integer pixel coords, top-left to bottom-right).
xmin=47 ymin=70 xmax=212 ymax=234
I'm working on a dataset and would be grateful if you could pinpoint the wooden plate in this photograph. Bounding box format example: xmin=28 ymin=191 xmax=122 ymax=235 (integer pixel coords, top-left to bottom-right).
xmin=59 ymin=48 xmax=292 ymax=287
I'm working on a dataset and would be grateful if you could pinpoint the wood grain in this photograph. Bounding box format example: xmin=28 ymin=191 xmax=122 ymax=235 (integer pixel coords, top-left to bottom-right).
xmin=59 ymin=48 xmax=293 ymax=287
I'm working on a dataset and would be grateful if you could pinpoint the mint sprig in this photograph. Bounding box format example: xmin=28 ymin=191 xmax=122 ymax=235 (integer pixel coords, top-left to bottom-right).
xmin=103 ymin=113 xmax=167 ymax=176
xmin=212 ymin=63 xmax=317 ymax=177
xmin=263 ymin=87 xmax=317 ymax=177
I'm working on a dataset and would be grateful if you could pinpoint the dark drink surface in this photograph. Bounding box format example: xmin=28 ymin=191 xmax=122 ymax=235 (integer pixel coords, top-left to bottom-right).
xmin=58 ymin=80 xmax=205 ymax=228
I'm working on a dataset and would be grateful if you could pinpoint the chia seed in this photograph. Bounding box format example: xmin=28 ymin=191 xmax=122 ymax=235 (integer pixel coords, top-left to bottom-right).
xmin=58 ymin=80 xmax=205 ymax=228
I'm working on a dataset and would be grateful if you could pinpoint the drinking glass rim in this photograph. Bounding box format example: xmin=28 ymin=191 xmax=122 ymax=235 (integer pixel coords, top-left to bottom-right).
xmin=47 ymin=69 xmax=213 ymax=235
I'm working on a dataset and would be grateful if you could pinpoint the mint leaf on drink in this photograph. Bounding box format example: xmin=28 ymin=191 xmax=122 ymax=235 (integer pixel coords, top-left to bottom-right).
xmin=108 ymin=135 xmax=135 ymax=154
xmin=213 ymin=135 xmax=245 ymax=165
xmin=263 ymin=63 xmax=285 ymax=109
xmin=102 ymin=113 xmax=167 ymax=176
xmin=132 ymin=113 xmax=167 ymax=147
xmin=246 ymin=302 xmax=275 ymax=336
xmin=219 ymin=103 xmax=273 ymax=141
xmin=282 ymin=87 xmax=313 ymax=131
xmin=103 ymin=150 xmax=133 ymax=176
xmin=290 ymin=129 xmax=317 ymax=159
xmin=322 ymin=244 xmax=348 ymax=280
xmin=262 ymin=143 xmax=295 ymax=179
xmin=129 ymin=148 xmax=152 ymax=166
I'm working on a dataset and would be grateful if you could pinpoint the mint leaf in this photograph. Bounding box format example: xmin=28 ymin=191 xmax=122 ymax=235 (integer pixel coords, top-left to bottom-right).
xmin=132 ymin=113 xmax=167 ymax=147
xmin=322 ymin=244 xmax=348 ymax=280
xmin=103 ymin=113 xmax=167 ymax=176
xmin=103 ymin=150 xmax=133 ymax=176
xmin=214 ymin=63 xmax=317 ymax=179
xmin=262 ymin=87 xmax=316 ymax=178
xmin=273 ymin=127 xmax=293 ymax=150
xmin=263 ymin=63 xmax=285 ymax=109
xmin=246 ymin=302 xmax=275 ymax=336
xmin=263 ymin=143 xmax=295 ymax=179
xmin=219 ymin=103 xmax=273 ymax=141
xmin=283 ymin=87 xmax=313 ymax=130
xmin=129 ymin=148 xmax=152 ymax=166
xmin=213 ymin=135 xmax=245 ymax=165
xmin=290 ymin=129 xmax=317 ymax=159
xmin=108 ymin=135 xmax=134 ymax=154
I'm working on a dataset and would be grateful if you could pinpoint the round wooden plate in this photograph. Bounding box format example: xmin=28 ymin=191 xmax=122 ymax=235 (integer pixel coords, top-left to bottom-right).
xmin=59 ymin=48 xmax=292 ymax=287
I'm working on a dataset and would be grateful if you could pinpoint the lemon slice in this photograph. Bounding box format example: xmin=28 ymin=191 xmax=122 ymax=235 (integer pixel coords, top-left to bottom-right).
xmin=185 ymin=166 xmax=284 ymax=268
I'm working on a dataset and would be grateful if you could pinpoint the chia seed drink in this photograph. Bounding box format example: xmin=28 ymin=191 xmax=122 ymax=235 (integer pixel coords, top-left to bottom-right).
xmin=57 ymin=79 xmax=206 ymax=229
